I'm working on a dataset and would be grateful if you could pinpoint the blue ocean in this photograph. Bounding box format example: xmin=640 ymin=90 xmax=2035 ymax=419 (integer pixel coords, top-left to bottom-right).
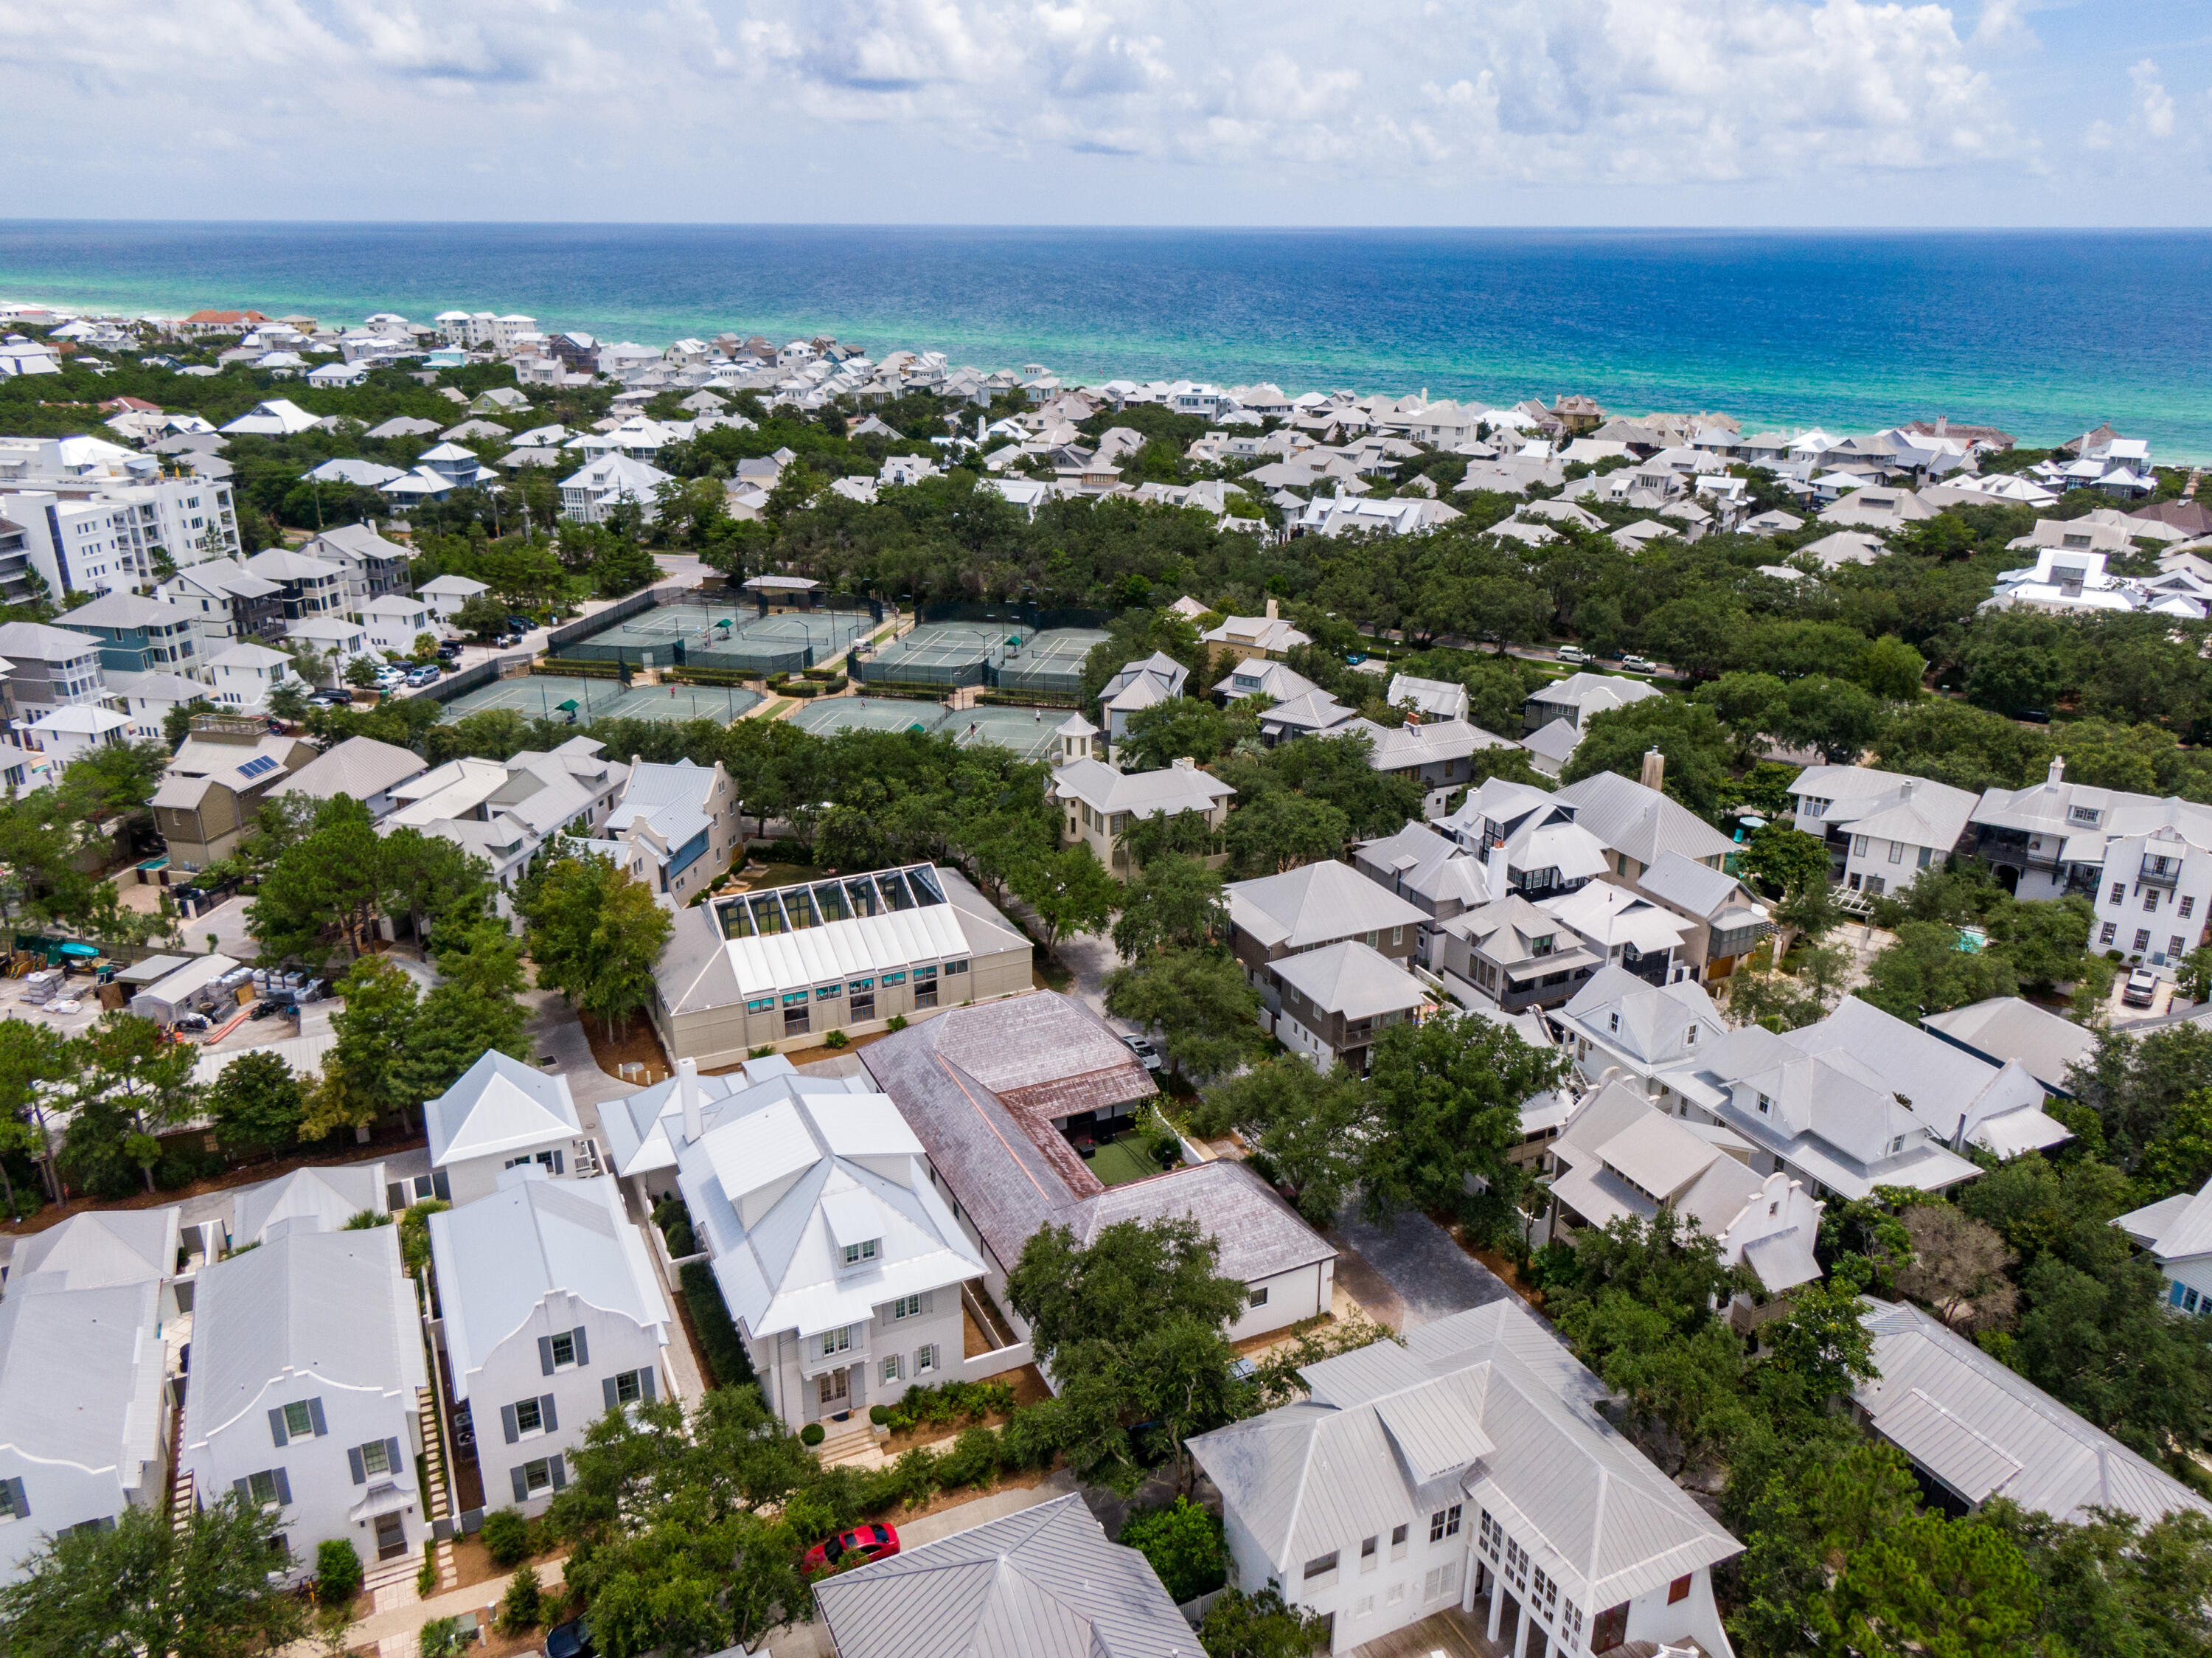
xmin=1 ymin=222 xmax=2208 ymax=458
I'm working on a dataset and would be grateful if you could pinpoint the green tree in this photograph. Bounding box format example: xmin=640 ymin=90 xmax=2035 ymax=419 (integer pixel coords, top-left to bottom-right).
xmin=1196 ymin=1586 xmax=1332 ymax=1658
xmin=453 ymin=591 xmax=508 ymax=640
xmin=1774 ymin=674 xmax=1891 ymax=766
xmin=1117 ymin=1497 xmax=1227 ymax=1603
xmin=246 ymin=797 xmax=383 ymax=969
xmin=1221 ymin=788 xmax=1348 ymax=876
xmin=521 ymin=853 xmax=675 ymax=1036
xmin=2011 ymin=1252 xmax=2212 ymax=1469
xmin=1009 ymin=843 xmax=1122 ymax=955
xmin=1562 ymin=696 xmax=1737 ymax=818
xmin=59 ymin=1013 xmax=198 ymax=1195
xmin=1859 ymin=920 xmax=2020 ymax=1019
xmin=207 ymin=1049 xmax=306 ymax=1161
xmin=1819 ymin=1512 xmax=2042 ymax=1658
xmin=0 ymin=1491 xmax=306 ymax=1658
xmin=1358 ymin=1012 xmax=1564 ymax=1232
xmin=1104 ymin=946 xmax=1262 ymax=1085
xmin=1110 ymin=853 xmax=1227 ymax=958
xmin=1192 ymin=1057 xmax=1369 ymax=1224
xmin=1873 ymin=699 xmax=2050 ymax=793
xmin=1972 ymin=1503 xmax=2212 ymax=1658
xmin=0 ymin=1017 xmax=69 ymax=1212
xmin=1006 ymin=1215 xmax=1251 ymax=1494
xmin=1121 ymin=697 xmax=1231 ymax=769
xmin=314 ymin=956 xmax=421 ymax=1138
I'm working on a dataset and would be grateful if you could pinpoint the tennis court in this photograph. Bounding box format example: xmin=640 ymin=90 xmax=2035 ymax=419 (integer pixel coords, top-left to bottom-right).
xmin=855 ymin=621 xmax=1107 ymax=694
xmin=559 ymin=602 xmax=874 ymax=675
xmin=785 ymin=697 xmax=952 ymax=740
xmin=439 ymin=674 xmax=763 ymax=724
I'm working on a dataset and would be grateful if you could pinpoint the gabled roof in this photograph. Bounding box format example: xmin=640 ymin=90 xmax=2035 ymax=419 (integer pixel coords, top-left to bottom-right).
xmin=268 ymin=735 xmax=426 ymax=805
xmin=1633 ymin=851 xmax=1756 ymax=924
xmin=814 ymin=1492 xmax=1195 ymax=1658
xmin=234 ymin=1162 xmax=386 ymax=1244
xmin=1051 ymin=757 xmax=1234 ymax=818
xmin=428 ymin=1171 xmax=669 ymax=1397
xmin=1551 ymin=771 xmax=1736 ymax=867
xmin=2115 ymin=1176 xmax=2212 ymax=1263
xmin=185 ymin=1224 xmax=426 ymax=1443
xmin=1527 ymin=673 xmax=1662 ymax=718
xmin=1856 ymin=1299 xmax=2212 ymax=1527
xmin=0 ymin=1277 xmax=167 ymax=1478
xmin=1787 ymin=997 xmax=2068 ymax=1156
xmin=1557 ymin=962 xmax=1720 ymax=1071
xmin=1227 ymin=860 xmax=1426 ymax=952
xmin=10 ymin=1205 xmax=179 ymax=1288
xmin=1188 ymin=1300 xmax=1741 ymax=1614
xmin=1353 ymin=820 xmax=1492 ymax=912
xmin=1921 ymin=996 xmax=2098 ymax=1099
xmin=423 ymin=1049 xmax=582 ymax=1168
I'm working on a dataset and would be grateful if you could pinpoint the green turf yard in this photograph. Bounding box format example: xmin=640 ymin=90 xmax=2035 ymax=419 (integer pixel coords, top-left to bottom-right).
xmin=1086 ymin=1131 xmax=1167 ymax=1187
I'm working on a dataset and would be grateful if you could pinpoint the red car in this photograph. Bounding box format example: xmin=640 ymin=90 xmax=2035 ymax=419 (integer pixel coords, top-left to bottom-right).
xmin=803 ymin=1523 xmax=900 ymax=1575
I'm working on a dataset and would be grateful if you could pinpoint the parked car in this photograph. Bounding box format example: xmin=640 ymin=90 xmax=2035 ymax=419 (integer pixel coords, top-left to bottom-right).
xmin=495 ymin=632 xmax=522 ymax=648
xmin=1621 ymin=654 xmax=1658 ymax=674
xmin=435 ymin=641 xmax=463 ymax=660
xmin=1555 ymin=645 xmax=1588 ymax=665
xmin=802 ymin=1523 xmax=900 ymax=1576
xmin=1122 ymin=1033 xmax=1163 ymax=1072
xmin=405 ymin=665 xmax=442 ymax=687
xmin=311 ymin=687 xmax=352 ymax=707
xmin=507 ymin=614 xmax=535 ymax=634
xmin=543 ymin=1618 xmax=594 ymax=1658
xmin=2124 ymin=967 xmax=2160 ymax=1008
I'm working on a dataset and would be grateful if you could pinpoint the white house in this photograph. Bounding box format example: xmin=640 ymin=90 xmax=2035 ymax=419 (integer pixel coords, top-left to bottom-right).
xmin=418 ymin=573 xmax=490 ymax=622
xmin=1543 ymin=1078 xmax=1825 ymax=1297
xmin=1552 ymin=965 xmax=1725 ymax=1093
xmin=671 ymin=1060 xmax=984 ymax=1435
xmin=1201 ymin=600 xmax=1310 ymax=662
xmin=218 ymin=398 xmax=321 ymax=437
xmin=1188 ymin=1299 xmax=1742 ymax=1658
xmin=0 ymin=1209 xmax=181 ymax=1585
xmin=427 ymin=1168 xmax=671 ymax=1514
xmin=1052 ymin=756 xmax=1236 ymax=875
xmin=1787 ymin=766 xmax=1978 ymax=898
xmin=1384 ymin=673 xmax=1469 ymax=723
xmin=422 ymin=1050 xmax=594 ymax=1206
xmin=385 ymin=740 xmax=628 ymax=904
xmin=2116 ymin=1176 xmax=2212 ymax=1318
xmin=207 ymin=641 xmax=299 ymax=711
xmin=1521 ymin=673 xmax=1660 ymax=733
xmin=577 ymin=757 xmax=742 ymax=906
xmin=560 ymin=454 xmax=671 ymax=524
xmin=178 ymin=1224 xmax=427 ymax=1578
xmin=1097 ymin=651 xmax=1188 ymax=743
xmin=361 ymin=593 xmax=434 ymax=658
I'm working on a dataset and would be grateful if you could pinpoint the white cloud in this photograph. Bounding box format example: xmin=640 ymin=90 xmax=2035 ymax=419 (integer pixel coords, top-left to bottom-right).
xmin=2130 ymin=58 xmax=2175 ymax=139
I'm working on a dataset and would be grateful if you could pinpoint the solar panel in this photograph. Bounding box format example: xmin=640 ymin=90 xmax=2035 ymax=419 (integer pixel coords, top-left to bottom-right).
xmin=235 ymin=755 xmax=279 ymax=779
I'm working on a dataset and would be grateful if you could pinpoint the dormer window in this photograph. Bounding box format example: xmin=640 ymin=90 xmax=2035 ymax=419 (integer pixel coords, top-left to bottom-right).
xmin=843 ymin=1239 xmax=879 ymax=1266
xmin=1888 ymin=1134 xmax=1910 ymax=1155
xmin=1608 ymin=1012 xmax=1621 ymax=1034
xmin=1686 ymin=1026 xmax=1699 ymax=1046
xmin=1756 ymin=1092 xmax=1772 ymax=1116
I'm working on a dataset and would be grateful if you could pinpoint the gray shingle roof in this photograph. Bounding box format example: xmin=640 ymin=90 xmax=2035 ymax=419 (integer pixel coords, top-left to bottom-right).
xmin=1228 ymin=861 xmax=1426 ymax=952
xmin=1550 ymin=772 xmax=1736 ymax=867
xmin=270 ymin=735 xmax=427 ymax=805
xmin=814 ymin=1492 xmax=1196 ymax=1658
xmin=10 ymin=1207 xmax=180 ymax=1288
xmin=1921 ymin=996 xmax=2098 ymax=1098
xmin=1273 ymin=939 xmax=1427 ymax=1019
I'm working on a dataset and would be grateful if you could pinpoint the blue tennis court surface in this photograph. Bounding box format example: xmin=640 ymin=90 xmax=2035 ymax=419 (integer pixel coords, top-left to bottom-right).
xmin=439 ymin=675 xmax=763 ymax=724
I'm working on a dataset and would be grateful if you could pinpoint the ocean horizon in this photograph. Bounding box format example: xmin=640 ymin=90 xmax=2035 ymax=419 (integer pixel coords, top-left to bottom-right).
xmin=4 ymin=221 xmax=2209 ymax=459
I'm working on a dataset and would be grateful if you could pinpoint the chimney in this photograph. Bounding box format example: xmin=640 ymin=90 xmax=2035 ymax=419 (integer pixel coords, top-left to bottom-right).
xmin=678 ymin=1057 xmax=703 ymax=1147
xmin=1900 ymin=779 xmax=1916 ymax=799
xmin=1484 ymin=839 xmax=1506 ymax=897
xmin=1935 ymin=414 xmax=1947 ymax=436
xmin=1639 ymin=746 xmax=1666 ymax=792
xmin=2048 ymin=755 xmax=2066 ymax=787
xmin=1265 ymin=597 xmax=1279 ymax=621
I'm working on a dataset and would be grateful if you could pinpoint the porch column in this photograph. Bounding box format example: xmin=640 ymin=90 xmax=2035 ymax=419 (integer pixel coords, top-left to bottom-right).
xmin=1486 ymin=1578 xmax=1505 ymax=1643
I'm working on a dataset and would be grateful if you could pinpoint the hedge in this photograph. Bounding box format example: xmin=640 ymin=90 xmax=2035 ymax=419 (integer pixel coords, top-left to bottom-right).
xmin=533 ymin=657 xmax=625 ymax=679
xmin=678 ymin=1260 xmax=757 ymax=1390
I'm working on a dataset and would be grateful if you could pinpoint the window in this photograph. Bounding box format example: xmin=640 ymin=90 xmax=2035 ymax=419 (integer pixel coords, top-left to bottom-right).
xmin=1918 ymin=845 xmax=1933 ymax=869
xmin=514 ymin=1397 xmax=543 ymax=1435
xmin=1669 ymin=1575 xmax=1693 ymax=1604
xmin=2185 ymin=896 xmax=2199 ymax=919
xmin=746 ymin=997 xmax=774 ymax=1014
xmin=917 ymin=1343 xmax=939 ymax=1373
xmin=1430 ymin=1504 xmax=1461 ymax=1542
xmin=1386 ymin=1583 xmax=1406 ymax=1607
xmin=1354 ymin=1594 xmax=1375 ymax=1618
xmin=1686 ymin=1025 xmax=1698 ymax=1045
xmin=1756 ymin=1092 xmax=1772 ymax=1116
xmin=815 ymin=982 xmax=841 ymax=1000
xmin=1887 ymin=840 xmax=1903 ymax=864
xmin=1249 ymin=1286 xmax=1269 ymax=1308
xmin=246 ymin=1468 xmax=285 ymax=1507
xmin=1360 ymin=1535 xmax=1378 ymax=1571
xmin=1608 ymin=1011 xmax=1620 ymax=1033
xmin=819 ymin=1326 xmax=852 ymax=1357
xmin=0 ymin=1478 xmax=21 ymax=1520
xmin=1303 ymin=1551 xmax=1339 ymax=1581
xmin=613 ymin=1370 xmax=644 ymax=1406
xmin=1593 ymin=1603 xmax=1631 ymax=1652
xmin=2101 ymin=922 xmax=2118 ymax=946
xmin=520 ymin=1457 xmax=560 ymax=1495
xmin=2112 ymin=882 xmax=2126 ymax=905
xmin=1422 ymin=1561 xmax=1461 ymax=1603
xmin=2146 ymin=891 xmax=2163 ymax=912
xmin=2137 ymin=929 xmax=2153 ymax=952
xmin=945 ymin=960 xmax=968 ymax=976
xmin=883 ymin=971 xmax=906 ymax=986
xmin=282 ymin=1402 xmax=313 ymax=1438
xmin=850 ymin=989 xmax=876 ymax=1021
xmin=1364 ymin=931 xmax=1378 ymax=947
xmin=549 ymin=1331 xmax=577 ymax=1368
xmin=843 ymin=1239 xmax=879 ymax=1266
xmin=360 ymin=1440 xmax=391 ymax=1477
xmin=890 ymin=1294 xmax=926 ymax=1319
xmin=1391 ymin=926 xmax=1403 ymax=946
xmin=881 ymin=1355 xmax=902 ymax=1384
xmin=1390 ymin=1523 xmax=1408 ymax=1558
xmin=785 ymin=1005 xmax=810 ymax=1036
xmin=1852 ymin=833 xmax=1868 ymax=857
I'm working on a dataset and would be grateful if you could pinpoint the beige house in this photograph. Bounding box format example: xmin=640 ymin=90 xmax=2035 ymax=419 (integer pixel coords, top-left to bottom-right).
xmin=152 ymin=724 xmax=318 ymax=872
xmin=653 ymin=864 xmax=1032 ymax=1066
xmin=1201 ymin=597 xmax=1310 ymax=664
xmin=1052 ymin=755 xmax=1234 ymax=874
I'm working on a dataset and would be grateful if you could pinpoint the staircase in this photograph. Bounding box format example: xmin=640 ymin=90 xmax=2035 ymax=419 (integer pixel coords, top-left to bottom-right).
xmin=416 ymin=1385 xmax=459 ymax=1594
xmin=168 ymin=1467 xmax=195 ymax=1536
xmin=813 ymin=1418 xmax=886 ymax=1471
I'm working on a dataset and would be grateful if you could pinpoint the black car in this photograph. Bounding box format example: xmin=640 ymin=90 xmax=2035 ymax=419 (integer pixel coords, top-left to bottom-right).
xmin=507 ymin=614 xmax=535 ymax=633
xmin=543 ymin=1617 xmax=594 ymax=1658
xmin=436 ymin=641 xmax=463 ymax=660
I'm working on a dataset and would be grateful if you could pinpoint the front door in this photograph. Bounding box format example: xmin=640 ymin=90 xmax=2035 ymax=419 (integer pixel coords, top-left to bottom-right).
xmin=373 ymin=1512 xmax=406 ymax=1561
xmin=818 ymin=1367 xmax=849 ymax=1412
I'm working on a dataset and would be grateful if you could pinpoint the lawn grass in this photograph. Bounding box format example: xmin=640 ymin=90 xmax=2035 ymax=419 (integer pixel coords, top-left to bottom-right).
xmin=1088 ymin=1131 xmax=1166 ymax=1187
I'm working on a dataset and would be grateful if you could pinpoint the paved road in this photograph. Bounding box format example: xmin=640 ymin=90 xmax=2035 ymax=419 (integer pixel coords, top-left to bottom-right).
xmin=1329 ymin=1204 xmax=1512 ymax=1332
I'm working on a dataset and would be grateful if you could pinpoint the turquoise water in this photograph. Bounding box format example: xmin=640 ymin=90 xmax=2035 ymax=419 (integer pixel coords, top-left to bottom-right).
xmin=3 ymin=222 xmax=2209 ymax=457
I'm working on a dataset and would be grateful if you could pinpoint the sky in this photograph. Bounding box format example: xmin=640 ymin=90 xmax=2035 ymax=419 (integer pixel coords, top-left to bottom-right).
xmin=1 ymin=0 xmax=2206 ymax=225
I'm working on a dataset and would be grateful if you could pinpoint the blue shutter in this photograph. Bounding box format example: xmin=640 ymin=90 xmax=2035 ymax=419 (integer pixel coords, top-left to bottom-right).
xmin=501 ymin=1404 xmax=520 ymax=1444
xmin=602 ymin=1376 xmax=619 ymax=1413
xmin=384 ymin=1438 xmax=403 ymax=1480
xmin=538 ymin=1336 xmax=555 ymax=1376
xmin=233 ymin=1477 xmax=251 ymax=1498
xmin=268 ymin=1407 xmax=289 ymax=1448
xmin=273 ymin=1468 xmax=291 ymax=1505
xmin=4 ymin=1476 xmax=28 ymax=1518
xmin=640 ymin=1367 xmax=657 ymax=1404
xmin=538 ymin=1393 xmax=557 ymax=1434
xmin=570 ymin=1327 xmax=588 ymax=1367
xmin=307 ymin=1398 xmax=327 ymax=1437
xmin=348 ymin=1446 xmax=366 ymax=1485
xmin=510 ymin=1465 xmax=529 ymax=1503
xmin=548 ymin=1454 xmax=566 ymax=1491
